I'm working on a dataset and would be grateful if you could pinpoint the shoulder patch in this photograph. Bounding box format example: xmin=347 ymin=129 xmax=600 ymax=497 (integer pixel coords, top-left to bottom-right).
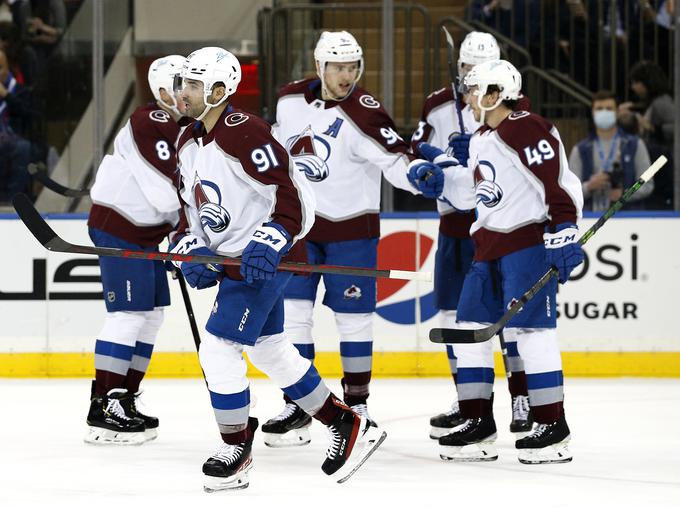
xmin=427 ymin=87 xmax=447 ymax=100
xmin=224 ymin=112 xmax=250 ymax=127
xmin=508 ymin=111 xmax=530 ymax=120
xmin=149 ymin=110 xmax=171 ymax=123
xmin=359 ymin=95 xmax=381 ymax=109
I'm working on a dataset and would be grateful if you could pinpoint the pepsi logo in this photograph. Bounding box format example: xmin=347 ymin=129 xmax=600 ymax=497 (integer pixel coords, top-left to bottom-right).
xmin=376 ymin=231 xmax=437 ymax=324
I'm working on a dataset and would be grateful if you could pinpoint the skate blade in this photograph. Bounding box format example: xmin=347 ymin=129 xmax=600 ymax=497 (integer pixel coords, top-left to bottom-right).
xmin=203 ymin=463 xmax=252 ymax=492
xmin=84 ymin=427 xmax=146 ymax=446
xmin=144 ymin=428 xmax=158 ymax=442
xmin=439 ymin=437 xmax=498 ymax=462
xmin=518 ymin=442 xmax=572 ymax=464
xmin=336 ymin=426 xmax=387 ymax=484
xmin=263 ymin=427 xmax=311 ymax=448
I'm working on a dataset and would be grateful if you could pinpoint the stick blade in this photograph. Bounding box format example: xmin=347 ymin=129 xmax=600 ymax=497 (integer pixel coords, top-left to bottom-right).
xmin=12 ymin=193 xmax=60 ymax=248
xmin=441 ymin=25 xmax=454 ymax=47
xmin=429 ymin=327 xmax=493 ymax=344
xmin=389 ymin=270 xmax=432 ymax=282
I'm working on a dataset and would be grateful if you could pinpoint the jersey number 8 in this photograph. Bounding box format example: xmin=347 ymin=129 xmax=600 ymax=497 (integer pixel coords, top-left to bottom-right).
xmin=155 ymin=140 xmax=171 ymax=161
xmin=523 ymin=139 xmax=555 ymax=166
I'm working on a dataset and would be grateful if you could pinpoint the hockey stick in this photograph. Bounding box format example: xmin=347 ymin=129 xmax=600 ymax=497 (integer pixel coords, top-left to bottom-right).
xmin=173 ymin=270 xmax=201 ymax=351
xmin=27 ymin=163 xmax=90 ymax=198
xmin=442 ymin=26 xmax=465 ymax=133
xmin=430 ymin=155 xmax=668 ymax=345
xmin=11 ymin=193 xmax=431 ymax=282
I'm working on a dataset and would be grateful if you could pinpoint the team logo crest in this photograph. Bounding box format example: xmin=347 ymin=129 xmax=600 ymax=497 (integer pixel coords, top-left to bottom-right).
xmin=286 ymin=126 xmax=331 ymax=182
xmin=359 ymin=95 xmax=380 ymax=109
xmin=343 ymin=285 xmax=362 ymax=300
xmin=474 ymin=160 xmax=503 ymax=208
xmin=149 ymin=110 xmax=170 ymax=123
xmin=193 ymin=174 xmax=231 ymax=233
xmin=107 ymin=291 xmax=116 ymax=303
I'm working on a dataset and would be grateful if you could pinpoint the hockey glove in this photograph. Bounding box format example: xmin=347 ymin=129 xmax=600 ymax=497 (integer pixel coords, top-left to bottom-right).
xmin=407 ymin=160 xmax=444 ymax=198
xmin=543 ymin=223 xmax=584 ymax=283
xmin=417 ymin=142 xmax=460 ymax=169
xmin=240 ymin=222 xmax=292 ymax=283
xmin=447 ymin=134 xmax=472 ymax=167
xmin=179 ymin=247 xmax=223 ymax=289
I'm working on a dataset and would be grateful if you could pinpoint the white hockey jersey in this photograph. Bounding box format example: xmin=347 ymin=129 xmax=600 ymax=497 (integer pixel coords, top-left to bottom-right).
xmin=88 ymin=103 xmax=180 ymax=246
xmin=411 ymin=86 xmax=478 ymax=238
xmin=441 ymin=111 xmax=584 ymax=261
xmin=175 ymin=106 xmax=314 ymax=265
xmin=273 ymin=79 xmax=415 ymax=242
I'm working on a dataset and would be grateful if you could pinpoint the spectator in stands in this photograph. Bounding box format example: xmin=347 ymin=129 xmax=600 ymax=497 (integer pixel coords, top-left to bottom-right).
xmin=21 ymin=0 xmax=65 ymax=56
xmin=620 ymin=61 xmax=675 ymax=208
xmin=0 ymin=20 xmax=37 ymax=85
xmin=569 ymin=90 xmax=653 ymax=211
xmin=0 ymin=46 xmax=32 ymax=202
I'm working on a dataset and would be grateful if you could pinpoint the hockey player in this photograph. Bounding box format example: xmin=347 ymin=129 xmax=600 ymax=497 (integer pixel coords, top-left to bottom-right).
xmin=85 ymin=55 xmax=186 ymax=445
xmin=261 ymin=30 xmax=420 ymax=447
xmin=411 ymin=32 xmax=533 ymax=439
xmin=413 ymin=59 xmax=583 ymax=464
xmin=171 ymin=46 xmax=385 ymax=491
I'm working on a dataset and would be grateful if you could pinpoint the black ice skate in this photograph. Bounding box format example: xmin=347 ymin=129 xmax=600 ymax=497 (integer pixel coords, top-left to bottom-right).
xmin=322 ymin=406 xmax=387 ymax=483
xmin=438 ymin=416 xmax=498 ymax=462
xmin=85 ymin=386 xmax=146 ymax=445
xmin=515 ymin=414 xmax=572 ymax=464
xmin=429 ymin=401 xmax=465 ymax=439
xmin=261 ymin=402 xmax=312 ymax=447
xmin=203 ymin=418 xmax=259 ymax=492
xmin=510 ymin=395 xmax=534 ymax=435
xmin=120 ymin=390 xmax=159 ymax=441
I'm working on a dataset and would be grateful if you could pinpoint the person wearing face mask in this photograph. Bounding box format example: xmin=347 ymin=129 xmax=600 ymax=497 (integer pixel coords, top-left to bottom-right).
xmin=569 ymin=90 xmax=653 ymax=211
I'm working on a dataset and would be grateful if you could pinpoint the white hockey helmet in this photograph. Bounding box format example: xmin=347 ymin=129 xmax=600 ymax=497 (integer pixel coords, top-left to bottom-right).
xmin=314 ymin=31 xmax=364 ymax=99
xmin=464 ymin=59 xmax=522 ymax=113
xmin=148 ymin=55 xmax=185 ymax=115
xmin=458 ymin=31 xmax=501 ymax=71
xmin=179 ymin=46 xmax=241 ymax=120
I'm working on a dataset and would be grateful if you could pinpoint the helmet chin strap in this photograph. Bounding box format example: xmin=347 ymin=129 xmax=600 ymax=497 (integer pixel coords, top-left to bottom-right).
xmin=196 ymin=90 xmax=228 ymax=121
xmin=475 ymin=87 xmax=503 ymax=126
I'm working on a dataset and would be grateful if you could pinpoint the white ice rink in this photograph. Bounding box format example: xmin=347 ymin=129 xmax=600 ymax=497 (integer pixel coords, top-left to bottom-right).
xmin=1 ymin=377 xmax=679 ymax=507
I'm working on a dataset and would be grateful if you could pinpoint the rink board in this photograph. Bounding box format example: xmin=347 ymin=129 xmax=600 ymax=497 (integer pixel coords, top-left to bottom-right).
xmin=1 ymin=212 xmax=679 ymax=377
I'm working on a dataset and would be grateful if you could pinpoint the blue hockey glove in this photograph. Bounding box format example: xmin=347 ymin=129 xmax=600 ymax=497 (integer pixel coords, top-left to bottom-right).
xmin=417 ymin=142 xmax=460 ymax=169
xmin=180 ymin=247 xmax=223 ymax=289
xmin=543 ymin=223 xmax=584 ymax=283
xmin=240 ymin=222 xmax=292 ymax=283
xmin=408 ymin=160 xmax=444 ymax=198
xmin=447 ymin=134 xmax=471 ymax=167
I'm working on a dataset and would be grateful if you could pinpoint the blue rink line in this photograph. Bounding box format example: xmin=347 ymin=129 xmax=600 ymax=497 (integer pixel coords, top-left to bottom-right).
xmin=1 ymin=211 xmax=680 ymax=220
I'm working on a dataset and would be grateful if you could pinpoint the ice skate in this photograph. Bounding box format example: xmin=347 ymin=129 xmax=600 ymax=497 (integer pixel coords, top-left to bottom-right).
xmin=261 ymin=402 xmax=312 ymax=447
xmin=120 ymin=390 xmax=159 ymax=442
xmin=429 ymin=401 xmax=465 ymax=439
xmin=438 ymin=416 xmax=498 ymax=462
xmin=84 ymin=387 xmax=146 ymax=445
xmin=350 ymin=403 xmax=378 ymax=428
xmin=516 ymin=414 xmax=572 ymax=464
xmin=322 ymin=406 xmax=387 ymax=483
xmin=203 ymin=418 xmax=258 ymax=492
xmin=509 ymin=395 xmax=533 ymax=436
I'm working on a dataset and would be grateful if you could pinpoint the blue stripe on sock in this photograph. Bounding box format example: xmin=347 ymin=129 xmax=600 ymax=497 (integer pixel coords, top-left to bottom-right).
xmin=505 ymin=341 xmax=519 ymax=357
xmin=446 ymin=345 xmax=456 ymax=360
xmin=94 ymin=340 xmax=134 ymax=361
xmin=282 ymin=364 xmax=322 ymax=400
xmin=209 ymin=388 xmax=250 ymax=410
xmin=526 ymin=370 xmax=564 ymax=390
xmin=456 ymin=367 xmax=495 ymax=384
xmin=293 ymin=343 xmax=315 ymax=361
xmin=134 ymin=342 xmax=154 ymax=359
xmin=339 ymin=341 xmax=372 ymax=358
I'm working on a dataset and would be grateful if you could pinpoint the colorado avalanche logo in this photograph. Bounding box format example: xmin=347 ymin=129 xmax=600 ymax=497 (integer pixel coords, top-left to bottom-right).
xmin=286 ymin=126 xmax=331 ymax=182
xmin=343 ymin=285 xmax=362 ymax=300
xmin=474 ymin=160 xmax=504 ymax=208
xmin=193 ymin=175 xmax=231 ymax=233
